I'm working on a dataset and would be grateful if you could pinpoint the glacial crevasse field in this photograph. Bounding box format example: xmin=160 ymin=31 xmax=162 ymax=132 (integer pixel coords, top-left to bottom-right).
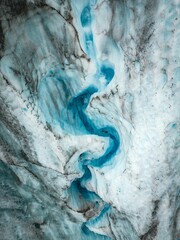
xmin=0 ymin=0 xmax=179 ymax=239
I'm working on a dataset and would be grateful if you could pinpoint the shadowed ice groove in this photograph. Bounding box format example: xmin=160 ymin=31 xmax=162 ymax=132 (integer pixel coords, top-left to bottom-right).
xmin=81 ymin=204 xmax=112 ymax=240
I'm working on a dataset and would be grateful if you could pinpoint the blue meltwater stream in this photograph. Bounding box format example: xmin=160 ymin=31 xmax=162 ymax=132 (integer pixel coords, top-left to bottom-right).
xmin=67 ymin=3 xmax=121 ymax=237
xmin=66 ymin=86 xmax=120 ymax=239
xmin=38 ymin=2 xmax=121 ymax=238
xmin=39 ymin=75 xmax=120 ymax=239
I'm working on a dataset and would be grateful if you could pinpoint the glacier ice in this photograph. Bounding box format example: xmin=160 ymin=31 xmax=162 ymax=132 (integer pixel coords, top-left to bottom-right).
xmin=0 ymin=0 xmax=179 ymax=239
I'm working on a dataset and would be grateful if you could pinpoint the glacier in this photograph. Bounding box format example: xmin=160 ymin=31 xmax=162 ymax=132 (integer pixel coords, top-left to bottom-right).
xmin=0 ymin=0 xmax=179 ymax=239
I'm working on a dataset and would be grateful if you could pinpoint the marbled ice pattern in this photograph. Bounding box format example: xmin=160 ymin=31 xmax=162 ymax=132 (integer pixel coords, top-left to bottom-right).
xmin=0 ymin=0 xmax=180 ymax=240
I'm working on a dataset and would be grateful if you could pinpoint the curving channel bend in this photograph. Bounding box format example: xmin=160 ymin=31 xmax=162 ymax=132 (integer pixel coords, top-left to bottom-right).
xmin=39 ymin=70 xmax=120 ymax=239
xmin=66 ymin=86 xmax=120 ymax=239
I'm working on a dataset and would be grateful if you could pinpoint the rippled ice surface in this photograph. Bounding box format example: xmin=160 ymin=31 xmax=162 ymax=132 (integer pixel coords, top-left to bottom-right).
xmin=0 ymin=0 xmax=179 ymax=239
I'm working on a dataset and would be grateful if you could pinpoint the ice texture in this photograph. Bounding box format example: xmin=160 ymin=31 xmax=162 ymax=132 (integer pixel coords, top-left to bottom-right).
xmin=0 ymin=0 xmax=179 ymax=239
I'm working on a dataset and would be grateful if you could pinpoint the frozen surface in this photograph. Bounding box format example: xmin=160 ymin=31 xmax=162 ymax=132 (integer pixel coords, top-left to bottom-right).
xmin=0 ymin=0 xmax=179 ymax=239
